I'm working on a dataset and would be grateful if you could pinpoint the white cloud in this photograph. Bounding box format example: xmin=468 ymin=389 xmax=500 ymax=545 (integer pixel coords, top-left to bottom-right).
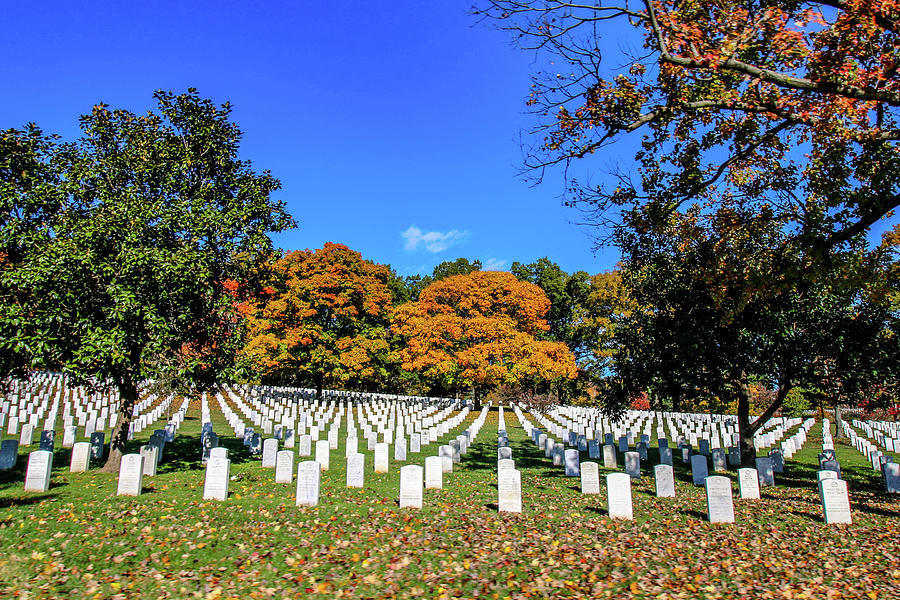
xmin=401 ymin=225 xmax=469 ymax=253
xmin=483 ymin=258 xmax=507 ymax=271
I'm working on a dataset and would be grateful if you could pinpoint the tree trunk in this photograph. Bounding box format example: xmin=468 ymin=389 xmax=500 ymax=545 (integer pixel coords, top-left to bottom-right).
xmin=833 ymin=403 xmax=843 ymax=440
xmin=315 ymin=371 xmax=324 ymax=400
xmin=102 ymin=373 xmax=138 ymax=473
xmin=735 ymin=379 xmax=757 ymax=467
xmin=736 ymin=375 xmax=790 ymax=467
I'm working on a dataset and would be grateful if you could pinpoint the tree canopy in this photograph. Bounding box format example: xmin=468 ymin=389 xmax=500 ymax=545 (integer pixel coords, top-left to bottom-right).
xmin=476 ymin=0 xmax=900 ymax=253
xmin=611 ymin=208 xmax=897 ymax=462
xmin=0 ymin=90 xmax=294 ymax=468
xmin=239 ymin=243 xmax=393 ymax=397
xmin=392 ymin=270 xmax=577 ymax=396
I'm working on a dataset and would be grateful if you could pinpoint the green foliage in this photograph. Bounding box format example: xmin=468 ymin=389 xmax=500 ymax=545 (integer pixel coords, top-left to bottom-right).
xmin=431 ymin=257 xmax=482 ymax=281
xmin=782 ymin=387 xmax=811 ymax=418
xmin=0 ymin=90 xmax=294 ymax=460
xmin=609 ymin=209 xmax=896 ymax=453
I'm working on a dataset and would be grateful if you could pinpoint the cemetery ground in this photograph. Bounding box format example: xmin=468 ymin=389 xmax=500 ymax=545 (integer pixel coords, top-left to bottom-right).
xmin=1 ymin=403 xmax=898 ymax=600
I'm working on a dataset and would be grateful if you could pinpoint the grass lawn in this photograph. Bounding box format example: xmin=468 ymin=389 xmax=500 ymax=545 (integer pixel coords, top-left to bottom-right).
xmin=1 ymin=400 xmax=898 ymax=599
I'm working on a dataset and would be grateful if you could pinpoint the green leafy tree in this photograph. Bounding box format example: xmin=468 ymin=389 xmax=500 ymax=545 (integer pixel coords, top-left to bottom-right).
xmin=511 ymin=259 xmax=636 ymax=402
xmin=0 ymin=90 xmax=294 ymax=470
xmin=431 ymin=257 xmax=483 ymax=281
xmin=611 ymin=209 xmax=895 ymax=464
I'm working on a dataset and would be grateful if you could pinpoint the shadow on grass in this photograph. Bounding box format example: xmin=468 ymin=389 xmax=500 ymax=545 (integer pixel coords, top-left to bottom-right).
xmin=680 ymin=509 xmax=706 ymax=520
xmin=151 ymin=432 xmax=258 ymax=475
xmin=0 ymin=493 xmax=54 ymax=507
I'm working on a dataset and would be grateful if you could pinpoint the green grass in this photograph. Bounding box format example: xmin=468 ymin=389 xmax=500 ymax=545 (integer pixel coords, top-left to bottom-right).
xmin=1 ymin=401 xmax=898 ymax=599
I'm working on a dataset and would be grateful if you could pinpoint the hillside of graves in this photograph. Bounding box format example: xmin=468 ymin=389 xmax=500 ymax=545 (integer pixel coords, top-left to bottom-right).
xmin=1 ymin=375 xmax=898 ymax=599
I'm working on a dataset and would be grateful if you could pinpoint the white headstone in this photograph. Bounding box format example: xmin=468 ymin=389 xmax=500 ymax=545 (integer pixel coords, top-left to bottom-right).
xmin=624 ymin=451 xmax=640 ymax=479
xmin=399 ymin=465 xmax=424 ymax=509
xmin=70 ymin=442 xmax=91 ymax=473
xmin=24 ymin=450 xmax=52 ymax=492
xmin=691 ymin=454 xmax=709 ymax=485
xmin=738 ymin=468 xmax=761 ymax=499
xmin=606 ymin=472 xmax=633 ymax=520
xmin=654 ymin=464 xmax=675 ymax=498
xmin=756 ymin=457 xmax=775 ymax=486
xmin=0 ymin=439 xmax=18 ymax=470
xmin=819 ymin=478 xmax=852 ymax=524
xmin=62 ymin=425 xmax=77 ymax=448
xmin=498 ymin=468 xmax=522 ymax=513
xmin=315 ymin=439 xmax=330 ymax=471
xmin=262 ymin=438 xmax=279 ymax=467
xmin=298 ymin=434 xmax=312 ymax=457
xmin=705 ymin=475 xmax=735 ymax=523
xmin=346 ymin=453 xmax=365 ymax=488
xmin=140 ymin=445 xmax=158 ymax=476
xmin=394 ymin=436 xmax=407 ymax=461
xmin=424 ymin=455 xmax=443 ymax=489
xmin=296 ymin=460 xmax=321 ymax=507
xmin=817 ymin=469 xmax=839 ymax=482
xmin=275 ymin=450 xmax=294 ymax=483
xmin=203 ymin=457 xmax=231 ymax=501
xmin=580 ymin=461 xmax=600 ymax=494
xmin=19 ymin=423 xmax=34 ymax=446
xmin=438 ymin=445 xmax=453 ymax=472
xmin=116 ymin=453 xmax=144 ymax=496
xmin=564 ymin=449 xmax=580 ymax=477
xmin=374 ymin=442 xmax=389 ymax=473
xmin=345 ymin=436 xmax=358 ymax=457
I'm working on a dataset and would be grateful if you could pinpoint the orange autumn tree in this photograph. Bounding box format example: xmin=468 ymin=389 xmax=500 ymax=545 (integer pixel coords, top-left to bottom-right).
xmin=240 ymin=242 xmax=393 ymax=398
xmin=392 ymin=270 xmax=577 ymax=397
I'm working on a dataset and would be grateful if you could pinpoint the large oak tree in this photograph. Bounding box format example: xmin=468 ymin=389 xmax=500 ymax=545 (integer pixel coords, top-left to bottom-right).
xmin=0 ymin=90 xmax=294 ymax=470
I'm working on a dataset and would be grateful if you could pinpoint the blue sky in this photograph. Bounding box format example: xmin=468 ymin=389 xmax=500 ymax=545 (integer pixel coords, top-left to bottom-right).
xmin=1 ymin=1 xmax=620 ymax=277
xmin=5 ymin=2 xmax=893 ymax=279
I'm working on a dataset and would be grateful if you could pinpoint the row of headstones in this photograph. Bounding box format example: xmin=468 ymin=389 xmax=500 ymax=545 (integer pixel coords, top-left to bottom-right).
xmin=237 ymin=382 xmax=456 ymax=408
xmin=2 ymin=384 xmax=176 ymax=454
xmin=533 ymin=413 xmax=788 ymax=475
xmin=17 ymin=397 xmax=191 ymax=487
xmin=541 ymin=406 xmax=799 ymax=455
xmin=496 ymin=407 xmax=526 ymax=513
xmin=530 ymin=424 xmax=786 ymax=489
xmin=539 ymin=406 xmax=802 ymax=458
xmin=201 ymin=404 xmax=490 ymax=504
xmin=228 ymin=399 xmax=470 ymax=465
xmin=0 ymin=375 xmax=179 ymax=437
xmin=579 ymin=468 xmax=851 ymax=524
xmin=218 ymin=386 xmax=455 ymax=450
xmin=229 ymin=396 xmax=471 ymax=458
xmin=220 ymin=383 xmax=453 ymax=436
xmin=533 ymin=408 xmax=736 ymax=458
xmin=853 ymin=417 xmax=900 ymax=452
xmin=515 ymin=405 xmax=851 ymax=523
xmin=841 ymin=421 xmax=900 ymax=493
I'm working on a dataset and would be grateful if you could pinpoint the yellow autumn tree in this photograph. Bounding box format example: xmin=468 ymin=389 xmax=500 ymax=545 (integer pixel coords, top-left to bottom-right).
xmin=239 ymin=243 xmax=393 ymax=397
xmin=392 ymin=270 xmax=577 ymax=396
